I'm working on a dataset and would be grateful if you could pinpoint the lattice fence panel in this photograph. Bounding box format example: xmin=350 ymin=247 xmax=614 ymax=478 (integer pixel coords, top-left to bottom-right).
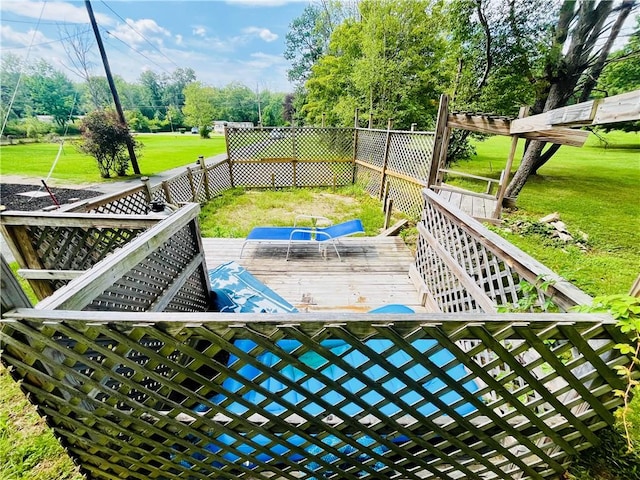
xmin=387 ymin=131 xmax=435 ymax=182
xmin=421 ymin=196 xmax=524 ymax=311
xmin=150 ymin=184 xmax=167 ymax=203
xmin=189 ymin=169 xmax=208 ymax=203
xmin=87 ymin=223 xmax=208 ymax=312
xmin=295 ymin=161 xmax=353 ymax=187
xmin=354 ymin=129 xmax=387 ymax=168
xmin=231 ymin=162 xmax=294 ymax=188
xmin=88 ymin=189 xmax=149 ymax=215
xmin=385 ymin=176 xmax=424 ymax=219
xmin=165 ymin=172 xmax=196 ymax=204
xmin=227 ymin=128 xmax=293 ymax=162
xmin=1 ymin=315 xmax=629 ymax=480
xmin=354 ymin=164 xmax=382 ymax=199
xmin=294 ymin=128 xmax=353 ymax=161
xmin=206 ymin=161 xmax=232 ymax=196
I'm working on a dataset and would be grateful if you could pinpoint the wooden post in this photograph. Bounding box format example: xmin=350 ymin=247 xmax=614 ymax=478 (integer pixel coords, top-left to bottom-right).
xmin=411 ymin=123 xmax=417 ymax=132
xmin=140 ymin=176 xmax=153 ymax=204
xmin=322 ymin=113 xmax=326 ymax=128
xmin=379 ymin=118 xmax=393 ymax=199
xmin=1 ymin=254 xmax=32 ymax=313
xmin=271 ymin=173 xmax=276 ymax=190
xmin=200 ymin=157 xmax=211 ymax=200
xmin=352 ymin=108 xmax=359 ymax=185
xmin=368 ymin=112 xmax=373 ymax=129
xmin=224 ymin=126 xmax=235 ymax=188
xmin=162 ymin=180 xmax=174 ymax=205
xmin=2 ymin=226 xmax=53 ymax=299
xmin=428 ymin=94 xmax=449 ymax=189
xmin=493 ymin=106 xmax=527 ymax=219
xmin=384 ymin=199 xmax=393 ymax=230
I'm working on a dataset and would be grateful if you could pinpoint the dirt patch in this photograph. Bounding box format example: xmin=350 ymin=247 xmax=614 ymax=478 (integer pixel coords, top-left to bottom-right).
xmin=1 ymin=183 xmax=102 ymax=211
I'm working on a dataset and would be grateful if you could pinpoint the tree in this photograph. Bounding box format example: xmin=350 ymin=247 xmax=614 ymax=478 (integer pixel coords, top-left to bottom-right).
xmin=25 ymin=60 xmax=78 ymax=128
xmin=0 ymin=53 xmax=29 ymax=127
xmin=284 ymin=1 xmax=355 ymax=85
xmin=182 ymin=82 xmax=217 ymax=138
xmin=304 ymin=0 xmax=450 ymax=129
xmin=78 ymin=109 xmax=140 ymax=178
xmin=451 ymin=0 xmax=637 ymax=198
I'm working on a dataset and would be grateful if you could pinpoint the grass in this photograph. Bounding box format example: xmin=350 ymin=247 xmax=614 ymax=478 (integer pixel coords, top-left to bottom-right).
xmin=199 ymin=185 xmax=402 ymax=238
xmin=450 ymin=130 xmax=640 ymax=296
xmin=0 ymin=133 xmax=226 ymax=185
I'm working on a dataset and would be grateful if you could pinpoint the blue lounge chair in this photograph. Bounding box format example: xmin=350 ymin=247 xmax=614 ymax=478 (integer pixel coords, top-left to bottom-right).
xmin=240 ymin=216 xmax=365 ymax=261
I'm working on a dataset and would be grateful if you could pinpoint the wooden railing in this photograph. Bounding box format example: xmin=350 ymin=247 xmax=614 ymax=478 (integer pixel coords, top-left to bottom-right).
xmin=0 ymin=211 xmax=161 ymax=300
xmin=411 ymin=189 xmax=592 ymax=313
xmin=0 ymin=305 xmax=629 ymax=479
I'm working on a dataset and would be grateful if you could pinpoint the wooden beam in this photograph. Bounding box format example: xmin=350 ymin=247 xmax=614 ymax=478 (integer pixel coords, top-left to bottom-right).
xmin=510 ymin=89 xmax=640 ymax=133
xmin=448 ymin=114 xmax=588 ymax=146
xmin=447 ymin=114 xmax=511 ymax=136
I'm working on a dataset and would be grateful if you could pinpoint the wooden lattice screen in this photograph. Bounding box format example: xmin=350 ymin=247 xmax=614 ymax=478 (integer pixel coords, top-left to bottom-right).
xmin=0 ymin=211 xmax=160 ymax=300
xmin=354 ymin=128 xmax=434 ymax=218
xmin=0 ymin=310 xmax=629 ymax=480
xmin=226 ymin=127 xmax=354 ymax=189
xmin=411 ymin=189 xmax=592 ymax=313
xmin=34 ymin=203 xmax=210 ymax=313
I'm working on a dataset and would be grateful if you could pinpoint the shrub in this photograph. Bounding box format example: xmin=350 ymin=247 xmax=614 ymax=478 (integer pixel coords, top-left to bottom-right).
xmin=77 ymin=109 xmax=140 ymax=178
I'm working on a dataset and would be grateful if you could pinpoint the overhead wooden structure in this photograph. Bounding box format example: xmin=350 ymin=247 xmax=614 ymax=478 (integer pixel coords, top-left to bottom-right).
xmin=429 ymin=89 xmax=640 ymax=222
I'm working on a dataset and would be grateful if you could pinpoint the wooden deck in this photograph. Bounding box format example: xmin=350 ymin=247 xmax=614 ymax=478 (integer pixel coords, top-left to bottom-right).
xmin=437 ymin=187 xmax=498 ymax=222
xmin=202 ymin=236 xmax=427 ymax=313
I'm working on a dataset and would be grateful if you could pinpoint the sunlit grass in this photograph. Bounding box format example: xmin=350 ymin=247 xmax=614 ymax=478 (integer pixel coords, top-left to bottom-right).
xmin=0 ymin=133 xmax=226 ymax=184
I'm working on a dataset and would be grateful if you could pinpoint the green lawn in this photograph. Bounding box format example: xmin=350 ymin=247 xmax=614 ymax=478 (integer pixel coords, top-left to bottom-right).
xmin=451 ymin=131 xmax=640 ymax=296
xmin=0 ymin=133 xmax=227 ymax=184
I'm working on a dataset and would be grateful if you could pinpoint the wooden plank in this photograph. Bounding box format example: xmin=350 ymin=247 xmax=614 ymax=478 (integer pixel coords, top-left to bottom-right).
xmin=447 ymin=114 xmax=511 ymax=135
xmin=378 ymin=219 xmax=409 ymax=237
xmin=520 ymin=128 xmax=589 ymax=147
xmin=1 ymin=212 xmax=159 ymax=228
xmin=17 ymin=269 xmax=83 ymax=280
xmin=510 ymin=90 xmax=640 ymax=133
xmin=593 ymin=90 xmax=640 ymax=124
xmin=1 ymin=255 xmax=33 ymax=312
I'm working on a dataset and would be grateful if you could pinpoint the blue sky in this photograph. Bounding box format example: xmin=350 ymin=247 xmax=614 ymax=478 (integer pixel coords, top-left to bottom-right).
xmin=0 ymin=0 xmax=309 ymax=92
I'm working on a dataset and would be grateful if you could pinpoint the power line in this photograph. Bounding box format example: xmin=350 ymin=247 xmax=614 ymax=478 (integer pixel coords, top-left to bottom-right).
xmin=103 ymin=29 xmax=174 ymax=75
xmin=99 ymin=0 xmax=181 ymax=70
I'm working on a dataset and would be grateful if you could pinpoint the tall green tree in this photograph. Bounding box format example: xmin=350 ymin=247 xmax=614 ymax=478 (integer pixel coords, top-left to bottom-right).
xmin=25 ymin=60 xmax=78 ymax=128
xmin=451 ymin=0 xmax=637 ymax=197
xmin=304 ymin=0 xmax=450 ymax=129
xmin=182 ymin=82 xmax=217 ymax=137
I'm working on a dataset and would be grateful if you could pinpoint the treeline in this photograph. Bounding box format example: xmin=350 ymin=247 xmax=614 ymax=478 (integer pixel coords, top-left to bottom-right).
xmin=0 ymin=53 xmax=288 ymax=138
xmin=284 ymin=0 xmax=639 ymax=197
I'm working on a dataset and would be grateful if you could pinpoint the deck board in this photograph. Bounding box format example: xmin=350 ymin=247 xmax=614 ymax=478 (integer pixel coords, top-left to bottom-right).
xmin=202 ymin=237 xmax=427 ymax=312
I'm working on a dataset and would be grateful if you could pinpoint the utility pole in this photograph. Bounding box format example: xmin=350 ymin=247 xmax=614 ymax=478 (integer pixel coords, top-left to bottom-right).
xmin=85 ymin=0 xmax=140 ymax=174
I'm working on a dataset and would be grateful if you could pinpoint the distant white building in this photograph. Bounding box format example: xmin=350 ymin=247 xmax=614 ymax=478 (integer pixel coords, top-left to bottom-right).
xmin=213 ymin=121 xmax=254 ymax=134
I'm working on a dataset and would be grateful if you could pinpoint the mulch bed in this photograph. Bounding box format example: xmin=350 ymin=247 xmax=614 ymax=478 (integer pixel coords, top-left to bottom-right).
xmin=0 ymin=184 xmax=102 ymax=212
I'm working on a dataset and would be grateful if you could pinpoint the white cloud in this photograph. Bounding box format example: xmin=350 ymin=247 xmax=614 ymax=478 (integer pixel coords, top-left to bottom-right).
xmin=192 ymin=26 xmax=207 ymax=37
xmin=175 ymin=34 xmax=183 ymax=45
xmin=0 ymin=0 xmax=113 ymax=26
xmin=1 ymin=25 xmax=50 ymax=48
xmin=242 ymin=27 xmax=278 ymax=42
xmin=242 ymin=52 xmax=287 ymax=69
xmin=109 ymin=18 xmax=170 ymax=47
